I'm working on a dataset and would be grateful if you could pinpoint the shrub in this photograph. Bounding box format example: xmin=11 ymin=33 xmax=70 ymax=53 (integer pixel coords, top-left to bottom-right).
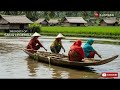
xmin=29 ymin=23 xmax=41 ymax=33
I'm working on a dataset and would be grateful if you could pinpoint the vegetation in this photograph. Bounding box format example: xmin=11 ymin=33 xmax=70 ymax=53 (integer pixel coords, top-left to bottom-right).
xmin=0 ymin=33 xmax=4 ymax=37
xmin=0 ymin=11 xmax=120 ymax=21
xmin=1 ymin=11 xmax=120 ymax=39
xmin=41 ymin=26 xmax=120 ymax=39
xmin=29 ymin=23 xmax=41 ymax=33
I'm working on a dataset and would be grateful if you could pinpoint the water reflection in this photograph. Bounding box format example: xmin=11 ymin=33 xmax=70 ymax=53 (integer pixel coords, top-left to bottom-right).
xmin=26 ymin=56 xmax=100 ymax=79
xmin=26 ymin=57 xmax=38 ymax=77
xmin=49 ymin=65 xmax=100 ymax=79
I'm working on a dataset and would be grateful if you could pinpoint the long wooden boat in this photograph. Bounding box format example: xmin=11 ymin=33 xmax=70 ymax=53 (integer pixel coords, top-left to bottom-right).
xmin=23 ymin=49 xmax=118 ymax=68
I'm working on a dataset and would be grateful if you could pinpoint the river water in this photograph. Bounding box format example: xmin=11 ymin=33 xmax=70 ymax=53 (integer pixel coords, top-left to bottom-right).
xmin=0 ymin=36 xmax=120 ymax=79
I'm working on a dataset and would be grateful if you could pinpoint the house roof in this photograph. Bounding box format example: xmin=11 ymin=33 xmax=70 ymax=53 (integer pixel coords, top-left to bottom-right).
xmin=35 ymin=18 xmax=47 ymax=23
xmin=102 ymin=18 xmax=118 ymax=24
xmin=116 ymin=18 xmax=120 ymax=24
xmin=48 ymin=19 xmax=59 ymax=23
xmin=0 ymin=15 xmax=33 ymax=24
xmin=64 ymin=17 xmax=87 ymax=23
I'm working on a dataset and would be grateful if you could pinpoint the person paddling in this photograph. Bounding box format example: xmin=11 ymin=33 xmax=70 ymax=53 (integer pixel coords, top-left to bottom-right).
xmin=26 ymin=32 xmax=47 ymax=53
xmin=83 ymin=38 xmax=102 ymax=58
xmin=68 ymin=39 xmax=84 ymax=62
xmin=50 ymin=33 xmax=65 ymax=53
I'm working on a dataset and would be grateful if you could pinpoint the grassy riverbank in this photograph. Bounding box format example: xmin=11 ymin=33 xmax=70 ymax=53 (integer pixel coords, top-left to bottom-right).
xmin=1 ymin=26 xmax=120 ymax=39
xmin=41 ymin=26 xmax=120 ymax=39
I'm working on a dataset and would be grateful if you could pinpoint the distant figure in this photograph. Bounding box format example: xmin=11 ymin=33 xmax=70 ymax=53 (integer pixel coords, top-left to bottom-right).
xmin=68 ymin=39 xmax=84 ymax=62
xmin=83 ymin=38 xmax=102 ymax=58
xmin=50 ymin=33 xmax=65 ymax=53
xmin=26 ymin=32 xmax=47 ymax=53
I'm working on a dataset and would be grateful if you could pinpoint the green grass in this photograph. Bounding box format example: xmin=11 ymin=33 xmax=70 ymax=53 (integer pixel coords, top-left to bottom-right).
xmin=1 ymin=26 xmax=120 ymax=39
xmin=0 ymin=33 xmax=4 ymax=37
xmin=41 ymin=26 xmax=120 ymax=39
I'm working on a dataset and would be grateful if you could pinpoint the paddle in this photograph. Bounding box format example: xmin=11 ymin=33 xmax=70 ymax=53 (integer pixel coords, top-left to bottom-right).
xmin=61 ymin=48 xmax=66 ymax=58
xmin=43 ymin=47 xmax=47 ymax=51
xmin=96 ymin=52 xmax=102 ymax=59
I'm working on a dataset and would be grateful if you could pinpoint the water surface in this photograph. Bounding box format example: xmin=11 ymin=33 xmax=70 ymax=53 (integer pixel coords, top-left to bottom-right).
xmin=0 ymin=37 xmax=120 ymax=79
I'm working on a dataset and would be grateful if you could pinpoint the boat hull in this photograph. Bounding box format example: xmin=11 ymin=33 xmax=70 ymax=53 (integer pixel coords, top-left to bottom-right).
xmin=23 ymin=49 xmax=119 ymax=67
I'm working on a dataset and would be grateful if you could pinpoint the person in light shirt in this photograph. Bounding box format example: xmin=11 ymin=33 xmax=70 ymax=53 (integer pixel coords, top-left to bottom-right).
xmin=50 ymin=33 xmax=65 ymax=53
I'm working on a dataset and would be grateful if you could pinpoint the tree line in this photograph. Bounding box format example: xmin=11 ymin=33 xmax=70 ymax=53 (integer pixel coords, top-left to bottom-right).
xmin=0 ymin=11 xmax=120 ymax=21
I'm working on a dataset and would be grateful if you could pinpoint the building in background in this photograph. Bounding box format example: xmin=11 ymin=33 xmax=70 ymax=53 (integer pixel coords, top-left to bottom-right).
xmin=0 ymin=15 xmax=33 ymax=33
xmin=99 ymin=18 xmax=119 ymax=26
xmin=61 ymin=17 xmax=87 ymax=26
xmin=48 ymin=19 xmax=59 ymax=26
xmin=35 ymin=18 xmax=48 ymax=26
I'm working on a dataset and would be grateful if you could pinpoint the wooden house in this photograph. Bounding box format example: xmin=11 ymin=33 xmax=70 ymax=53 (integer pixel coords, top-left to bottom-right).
xmin=48 ymin=19 xmax=59 ymax=26
xmin=61 ymin=17 xmax=87 ymax=26
xmin=0 ymin=15 xmax=33 ymax=33
xmin=35 ymin=18 xmax=48 ymax=26
xmin=117 ymin=18 xmax=120 ymax=26
xmin=99 ymin=18 xmax=119 ymax=26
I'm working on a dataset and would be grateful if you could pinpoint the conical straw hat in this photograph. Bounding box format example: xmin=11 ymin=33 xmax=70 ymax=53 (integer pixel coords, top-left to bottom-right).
xmin=32 ymin=32 xmax=41 ymax=37
xmin=55 ymin=33 xmax=65 ymax=39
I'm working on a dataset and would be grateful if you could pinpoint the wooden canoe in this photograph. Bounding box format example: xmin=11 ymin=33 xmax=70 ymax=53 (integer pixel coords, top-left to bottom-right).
xmin=23 ymin=49 xmax=118 ymax=68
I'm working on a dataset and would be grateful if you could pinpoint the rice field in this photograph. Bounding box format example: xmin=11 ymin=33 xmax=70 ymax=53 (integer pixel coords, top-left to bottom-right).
xmin=41 ymin=26 xmax=120 ymax=39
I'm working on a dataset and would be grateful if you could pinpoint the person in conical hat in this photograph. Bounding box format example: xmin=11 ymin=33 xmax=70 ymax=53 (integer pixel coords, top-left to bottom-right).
xmin=50 ymin=33 xmax=65 ymax=53
xmin=31 ymin=32 xmax=41 ymax=37
xmin=55 ymin=33 xmax=65 ymax=39
xmin=26 ymin=32 xmax=47 ymax=53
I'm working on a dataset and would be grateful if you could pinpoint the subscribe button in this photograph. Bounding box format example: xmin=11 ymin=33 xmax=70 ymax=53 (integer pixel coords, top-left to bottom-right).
xmin=101 ymin=72 xmax=118 ymax=78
